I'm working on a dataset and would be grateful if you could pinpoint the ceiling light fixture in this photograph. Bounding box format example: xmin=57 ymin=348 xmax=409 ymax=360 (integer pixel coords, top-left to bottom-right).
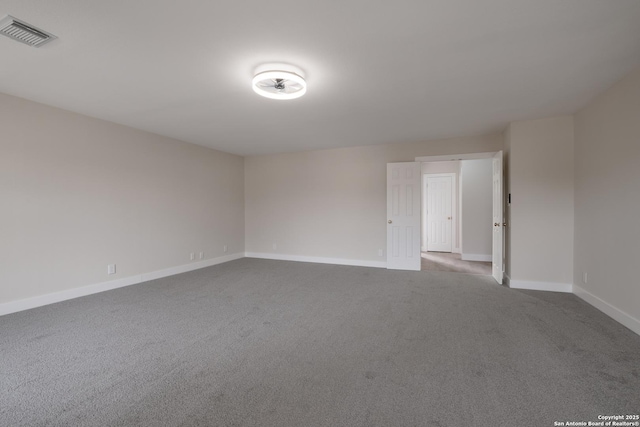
xmin=252 ymin=70 xmax=306 ymax=100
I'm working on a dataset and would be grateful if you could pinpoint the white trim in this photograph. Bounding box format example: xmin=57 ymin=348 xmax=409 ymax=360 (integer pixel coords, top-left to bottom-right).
xmin=458 ymin=167 xmax=463 ymax=255
xmin=0 ymin=276 xmax=140 ymax=316
xmin=139 ymin=252 xmax=242 ymax=282
xmin=509 ymin=279 xmax=572 ymax=293
xmin=503 ymin=273 xmax=511 ymax=287
xmin=573 ymin=285 xmax=640 ymax=336
xmin=245 ymin=252 xmax=387 ymax=268
xmin=415 ymin=152 xmax=497 ymax=163
xmin=461 ymin=253 xmax=492 ymax=262
xmin=0 ymin=253 xmax=244 ymax=316
xmin=422 ymin=243 xmax=460 ymax=254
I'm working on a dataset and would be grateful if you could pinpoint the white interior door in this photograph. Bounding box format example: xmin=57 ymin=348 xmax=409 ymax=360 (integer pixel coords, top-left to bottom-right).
xmin=426 ymin=176 xmax=453 ymax=252
xmin=387 ymin=162 xmax=421 ymax=271
xmin=492 ymin=151 xmax=504 ymax=284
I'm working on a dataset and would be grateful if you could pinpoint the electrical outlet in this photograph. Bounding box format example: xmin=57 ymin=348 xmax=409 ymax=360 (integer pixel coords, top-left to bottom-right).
xmin=199 ymin=252 xmax=204 ymax=260
xmin=583 ymin=272 xmax=588 ymax=284
xmin=223 ymin=245 xmax=227 ymax=253
xmin=190 ymin=252 xmax=195 ymax=261
xmin=272 ymin=243 xmax=277 ymax=250
xmin=107 ymin=264 xmax=116 ymax=275
xmin=378 ymin=249 xmax=383 ymax=257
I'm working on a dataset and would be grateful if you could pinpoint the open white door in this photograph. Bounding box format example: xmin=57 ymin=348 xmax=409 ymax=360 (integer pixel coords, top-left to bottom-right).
xmin=387 ymin=162 xmax=421 ymax=271
xmin=492 ymin=151 xmax=504 ymax=284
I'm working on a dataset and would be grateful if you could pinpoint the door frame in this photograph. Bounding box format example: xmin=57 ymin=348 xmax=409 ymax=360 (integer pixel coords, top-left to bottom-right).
xmin=491 ymin=151 xmax=504 ymax=284
xmin=422 ymin=172 xmax=456 ymax=253
xmin=415 ymin=152 xmax=504 ymax=284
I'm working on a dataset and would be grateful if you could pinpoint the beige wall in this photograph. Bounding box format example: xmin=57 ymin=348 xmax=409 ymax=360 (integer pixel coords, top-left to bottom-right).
xmin=0 ymin=93 xmax=244 ymax=305
xmin=460 ymin=159 xmax=493 ymax=258
xmin=574 ymin=67 xmax=640 ymax=323
xmin=507 ymin=116 xmax=574 ymax=287
xmin=245 ymin=134 xmax=503 ymax=262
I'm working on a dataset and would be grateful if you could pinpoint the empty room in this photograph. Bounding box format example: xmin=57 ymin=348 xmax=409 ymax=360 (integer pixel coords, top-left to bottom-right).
xmin=2 ymin=1 xmax=640 ymax=426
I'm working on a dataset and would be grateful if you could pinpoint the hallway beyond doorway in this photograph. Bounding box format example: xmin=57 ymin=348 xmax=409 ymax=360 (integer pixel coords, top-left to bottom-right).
xmin=421 ymin=252 xmax=491 ymax=275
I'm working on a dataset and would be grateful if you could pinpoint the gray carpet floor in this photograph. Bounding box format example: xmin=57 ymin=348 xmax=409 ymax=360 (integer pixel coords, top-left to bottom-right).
xmin=1 ymin=259 xmax=639 ymax=427
xmin=421 ymin=252 xmax=492 ymax=275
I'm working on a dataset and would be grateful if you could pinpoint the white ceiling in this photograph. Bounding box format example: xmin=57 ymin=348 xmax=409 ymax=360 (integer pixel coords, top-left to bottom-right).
xmin=1 ymin=0 xmax=640 ymax=156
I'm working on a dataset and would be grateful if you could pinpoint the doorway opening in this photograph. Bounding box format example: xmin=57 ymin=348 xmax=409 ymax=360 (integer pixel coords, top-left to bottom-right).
xmin=418 ymin=154 xmax=499 ymax=278
xmin=386 ymin=151 xmax=503 ymax=283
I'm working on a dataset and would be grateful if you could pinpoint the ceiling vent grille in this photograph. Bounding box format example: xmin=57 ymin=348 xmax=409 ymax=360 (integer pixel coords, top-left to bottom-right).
xmin=0 ymin=15 xmax=56 ymax=47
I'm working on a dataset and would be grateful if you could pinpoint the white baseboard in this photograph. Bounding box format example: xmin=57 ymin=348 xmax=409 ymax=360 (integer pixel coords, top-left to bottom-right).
xmin=573 ymin=285 xmax=640 ymax=336
xmin=421 ymin=248 xmax=461 ymax=254
xmin=509 ymin=279 xmax=572 ymax=293
xmin=461 ymin=253 xmax=492 ymax=262
xmin=139 ymin=252 xmax=242 ymax=282
xmin=245 ymin=252 xmax=387 ymax=269
xmin=423 ymin=248 xmax=462 ymax=254
xmin=0 ymin=253 xmax=244 ymax=316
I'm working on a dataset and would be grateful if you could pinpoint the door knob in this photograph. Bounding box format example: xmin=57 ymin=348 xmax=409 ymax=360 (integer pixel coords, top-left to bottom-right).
xmin=388 ymin=220 xmax=392 ymax=224
xmin=494 ymin=223 xmax=499 ymax=226
xmin=447 ymin=217 xmax=451 ymax=220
